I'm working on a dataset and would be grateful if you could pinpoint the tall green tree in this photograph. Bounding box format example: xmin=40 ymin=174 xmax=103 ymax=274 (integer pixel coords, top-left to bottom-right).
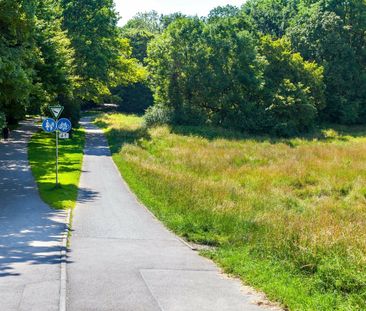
xmin=0 ymin=0 xmax=37 ymax=124
xmin=288 ymin=1 xmax=366 ymax=123
xmin=62 ymin=0 xmax=144 ymax=104
xmin=121 ymin=28 xmax=154 ymax=63
xmin=146 ymin=15 xmax=325 ymax=135
xmin=147 ymin=16 xmax=263 ymax=128
xmin=121 ymin=11 xmax=187 ymax=62
xmin=115 ymin=10 xmax=182 ymax=114
xmin=123 ymin=11 xmax=162 ymax=33
xmin=160 ymin=13 xmax=187 ymax=29
xmin=258 ymin=36 xmax=325 ymax=135
xmin=243 ymin=0 xmax=300 ymax=37
xmin=207 ymin=5 xmax=240 ymax=21
xmin=31 ymin=0 xmax=79 ymax=123
xmin=0 ymin=0 xmax=82 ymax=125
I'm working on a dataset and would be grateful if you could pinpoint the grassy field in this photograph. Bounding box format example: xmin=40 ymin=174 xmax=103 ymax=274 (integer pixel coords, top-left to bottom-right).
xmin=28 ymin=129 xmax=85 ymax=210
xmin=95 ymin=113 xmax=366 ymax=310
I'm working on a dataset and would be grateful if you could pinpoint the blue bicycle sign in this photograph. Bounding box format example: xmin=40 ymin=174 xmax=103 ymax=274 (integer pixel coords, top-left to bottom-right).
xmin=42 ymin=118 xmax=57 ymax=133
xmin=57 ymin=118 xmax=72 ymax=133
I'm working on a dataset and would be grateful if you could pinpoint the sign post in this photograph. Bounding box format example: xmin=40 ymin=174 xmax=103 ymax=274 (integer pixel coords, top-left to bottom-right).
xmin=49 ymin=106 xmax=64 ymax=120
xmin=42 ymin=117 xmax=58 ymax=185
xmin=49 ymin=106 xmax=64 ymax=187
xmin=41 ymin=106 xmax=72 ymax=187
xmin=56 ymin=128 xmax=59 ymax=186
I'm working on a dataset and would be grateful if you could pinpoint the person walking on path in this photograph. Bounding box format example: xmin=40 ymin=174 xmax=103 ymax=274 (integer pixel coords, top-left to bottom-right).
xmin=2 ymin=126 xmax=9 ymax=140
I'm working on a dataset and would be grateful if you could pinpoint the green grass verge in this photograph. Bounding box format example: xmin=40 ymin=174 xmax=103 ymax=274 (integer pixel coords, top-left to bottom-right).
xmin=95 ymin=113 xmax=366 ymax=311
xmin=28 ymin=129 xmax=85 ymax=210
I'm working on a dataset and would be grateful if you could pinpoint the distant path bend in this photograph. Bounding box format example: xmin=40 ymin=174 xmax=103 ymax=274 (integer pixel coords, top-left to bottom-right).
xmin=67 ymin=117 xmax=270 ymax=311
xmin=0 ymin=120 xmax=68 ymax=311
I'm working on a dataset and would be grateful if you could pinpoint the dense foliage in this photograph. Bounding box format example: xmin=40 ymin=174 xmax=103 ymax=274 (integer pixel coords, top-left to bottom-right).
xmin=61 ymin=0 xmax=144 ymax=106
xmin=287 ymin=1 xmax=366 ymax=124
xmin=0 ymin=0 xmax=78 ymax=124
xmin=1 ymin=0 xmax=364 ymax=133
xmin=0 ymin=0 xmax=39 ymax=124
xmin=32 ymin=0 xmax=77 ymax=122
xmin=145 ymin=0 xmax=366 ymax=136
xmin=0 ymin=0 xmax=143 ymax=126
xmin=115 ymin=11 xmax=188 ymax=114
xmin=146 ymin=10 xmax=325 ymax=135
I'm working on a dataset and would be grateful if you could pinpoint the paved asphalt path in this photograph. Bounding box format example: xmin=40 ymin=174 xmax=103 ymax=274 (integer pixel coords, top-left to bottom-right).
xmin=0 ymin=120 xmax=68 ymax=311
xmin=67 ymin=118 xmax=269 ymax=311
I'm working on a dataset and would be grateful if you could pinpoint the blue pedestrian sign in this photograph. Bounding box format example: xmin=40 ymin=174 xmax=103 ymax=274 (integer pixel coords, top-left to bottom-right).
xmin=57 ymin=118 xmax=72 ymax=133
xmin=42 ymin=118 xmax=57 ymax=133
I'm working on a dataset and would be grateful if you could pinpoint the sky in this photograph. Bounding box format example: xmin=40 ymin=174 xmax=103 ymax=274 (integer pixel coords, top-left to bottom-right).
xmin=114 ymin=0 xmax=245 ymax=25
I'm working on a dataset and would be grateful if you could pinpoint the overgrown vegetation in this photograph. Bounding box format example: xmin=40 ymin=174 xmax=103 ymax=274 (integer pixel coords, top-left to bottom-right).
xmin=2 ymin=1 xmax=365 ymax=134
xmin=0 ymin=0 xmax=76 ymax=124
xmin=0 ymin=0 xmax=144 ymax=127
xmin=131 ymin=0 xmax=366 ymax=136
xmin=28 ymin=129 xmax=85 ymax=209
xmin=2 ymin=0 xmax=366 ymax=307
xmin=96 ymin=113 xmax=366 ymax=310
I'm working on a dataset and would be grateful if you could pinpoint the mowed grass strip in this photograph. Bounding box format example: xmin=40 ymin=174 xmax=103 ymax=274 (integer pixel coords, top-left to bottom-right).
xmin=96 ymin=113 xmax=366 ymax=310
xmin=28 ymin=129 xmax=85 ymax=210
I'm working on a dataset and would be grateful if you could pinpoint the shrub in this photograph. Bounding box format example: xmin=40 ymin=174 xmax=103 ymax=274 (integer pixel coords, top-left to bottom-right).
xmin=144 ymin=104 xmax=173 ymax=127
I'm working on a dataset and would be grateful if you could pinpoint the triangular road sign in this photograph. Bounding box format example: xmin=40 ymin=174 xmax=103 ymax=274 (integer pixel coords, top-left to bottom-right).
xmin=49 ymin=106 xmax=64 ymax=119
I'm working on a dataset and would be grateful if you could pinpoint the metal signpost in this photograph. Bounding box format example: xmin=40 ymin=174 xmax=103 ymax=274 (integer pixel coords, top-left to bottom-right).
xmin=41 ymin=106 xmax=72 ymax=187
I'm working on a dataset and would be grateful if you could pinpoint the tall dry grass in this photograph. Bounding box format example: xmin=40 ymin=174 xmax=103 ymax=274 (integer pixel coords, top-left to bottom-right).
xmin=96 ymin=114 xmax=366 ymax=310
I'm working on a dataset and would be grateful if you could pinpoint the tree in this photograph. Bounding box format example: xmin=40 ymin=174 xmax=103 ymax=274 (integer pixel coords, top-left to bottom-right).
xmin=0 ymin=0 xmax=82 ymax=125
xmin=116 ymin=11 xmax=186 ymax=115
xmin=121 ymin=11 xmax=187 ymax=62
xmin=121 ymin=28 xmax=154 ymax=63
xmin=200 ymin=16 xmax=264 ymax=130
xmin=243 ymin=0 xmax=300 ymax=37
xmin=0 ymin=0 xmax=37 ymax=124
xmin=287 ymin=2 xmax=366 ymax=123
xmin=30 ymin=0 xmax=79 ymax=123
xmin=147 ymin=17 xmax=208 ymax=125
xmin=147 ymin=15 xmax=325 ymax=136
xmin=258 ymin=36 xmax=325 ymax=135
xmin=123 ymin=11 xmax=162 ymax=34
xmin=61 ymin=0 xmax=144 ymax=105
xmin=207 ymin=5 xmax=240 ymax=21
xmin=147 ymin=16 xmax=264 ymax=129
xmin=116 ymin=12 xmax=163 ymax=114
xmin=160 ymin=13 xmax=187 ymax=29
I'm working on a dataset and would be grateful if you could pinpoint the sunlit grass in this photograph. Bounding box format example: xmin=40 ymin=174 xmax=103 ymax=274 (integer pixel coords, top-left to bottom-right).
xmin=28 ymin=129 xmax=85 ymax=210
xmin=96 ymin=113 xmax=366 ymax=310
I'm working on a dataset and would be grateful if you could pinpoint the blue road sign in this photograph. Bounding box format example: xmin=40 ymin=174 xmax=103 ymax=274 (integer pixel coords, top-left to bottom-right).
xmin=42 ymin=118 xmax=57 ymax=133
xmin=57 ymin=118 xmax=72 ymax=133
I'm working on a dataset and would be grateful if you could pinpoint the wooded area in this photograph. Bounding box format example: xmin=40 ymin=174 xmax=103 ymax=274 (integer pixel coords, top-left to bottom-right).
xmin=0 ymin=0 xmax=365 ymax=135
xmin=0 ymin=0 xmax=143 ymax=127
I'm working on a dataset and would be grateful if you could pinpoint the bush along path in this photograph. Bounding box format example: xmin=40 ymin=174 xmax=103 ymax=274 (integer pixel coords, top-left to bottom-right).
xmin=65 ymin=117 xmax=276 ymax=311
xmin=0 ymin=119 xmax=68 ymax=310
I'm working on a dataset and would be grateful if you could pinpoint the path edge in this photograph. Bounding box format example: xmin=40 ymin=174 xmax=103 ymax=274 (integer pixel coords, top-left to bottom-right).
xmin=59 ymin=209 xmax=71 ymax=311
